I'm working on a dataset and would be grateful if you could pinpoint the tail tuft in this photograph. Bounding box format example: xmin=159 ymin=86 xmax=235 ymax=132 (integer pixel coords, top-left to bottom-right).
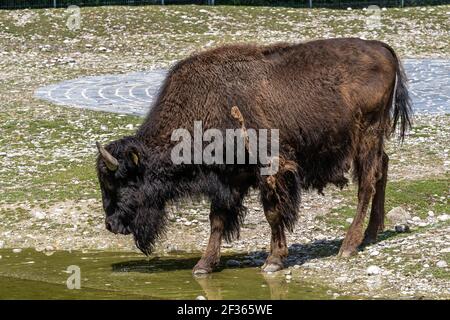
xmin=392 ymin=64 xmax=413 ymax=141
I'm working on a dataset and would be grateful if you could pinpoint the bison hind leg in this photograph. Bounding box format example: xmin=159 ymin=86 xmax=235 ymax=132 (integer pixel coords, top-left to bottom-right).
xmin=363 ymin=151 xmax=389 ymax=245
xmin=338 ymin=136 xmax=385 ymax=257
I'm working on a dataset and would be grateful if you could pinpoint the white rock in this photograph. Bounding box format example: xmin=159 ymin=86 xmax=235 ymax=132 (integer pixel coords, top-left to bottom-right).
xmin=436 ymin=260 xmax=448 ymax=268
xmin=386 ymin=207 xmax=411 ymax=224
xmin=336 ymin=276 xmax=348 ymax=283
xmin=366 ymin=265 xmax=381 ymax=276
xmin=437 ymin=214 xmax=449 ymax=222
xmin=345 ymin=218 xmax=353 ymax=224
xmin=285 ymin=275 xmax=292 ymax=280
xmin=412 ymin=216 xmax=421 ymax=222
xmin=370 ymin=250 xmax=380 ymax=256
xmin=0 ymin=240 xmax=4 ymax=249
xmin=195 ymin=295 xmax=207 ymax=300
xmin=427 ymin=211 xmax=434 ymax=217
xmin=32 ymin=211 xmax=46 ymax=220
xmin=12 ymin=248 xmax=22 ymax=253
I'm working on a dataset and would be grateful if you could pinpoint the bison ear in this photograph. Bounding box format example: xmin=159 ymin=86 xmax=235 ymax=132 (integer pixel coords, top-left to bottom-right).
xmin=131 ymin=152 xmax=139 ymax=166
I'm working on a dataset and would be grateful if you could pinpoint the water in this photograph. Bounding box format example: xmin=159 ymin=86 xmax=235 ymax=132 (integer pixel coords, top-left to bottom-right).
xmin=405 ymin=59 xmax=450 ymax=115
xmin=0 ymin=249 xmax=348 ymax=300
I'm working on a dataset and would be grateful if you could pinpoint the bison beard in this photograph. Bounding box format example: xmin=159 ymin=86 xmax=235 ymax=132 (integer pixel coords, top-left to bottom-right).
xmin=96 ymin=38 xmax=413 ymax=273
xmin=132 ymin=205 xmax=167 ymax=255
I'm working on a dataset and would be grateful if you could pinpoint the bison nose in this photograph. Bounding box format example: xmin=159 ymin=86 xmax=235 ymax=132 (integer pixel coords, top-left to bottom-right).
xmin=105 ymin=216 xmax=119 ymax=234
xmin=105 ymin=220 xmax=113 ymax=232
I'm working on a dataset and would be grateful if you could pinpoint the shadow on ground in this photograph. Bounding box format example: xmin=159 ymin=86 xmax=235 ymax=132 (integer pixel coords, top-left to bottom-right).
xmin=111 ymin=230 xmax=398 ymax=274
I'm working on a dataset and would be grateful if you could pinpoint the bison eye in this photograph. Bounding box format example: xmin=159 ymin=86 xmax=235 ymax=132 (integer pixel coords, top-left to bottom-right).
xmin=100 ymin=175 xmax=116 ymax=192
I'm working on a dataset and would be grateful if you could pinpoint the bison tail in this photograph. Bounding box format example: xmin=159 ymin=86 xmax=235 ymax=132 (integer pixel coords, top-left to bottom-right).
xmin=384 ymin=45 xmax=413 ymax=141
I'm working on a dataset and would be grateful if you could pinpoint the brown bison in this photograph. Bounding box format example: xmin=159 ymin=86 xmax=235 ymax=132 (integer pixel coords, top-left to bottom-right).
xmin=96 ymin=38 xmax=412 ymax=274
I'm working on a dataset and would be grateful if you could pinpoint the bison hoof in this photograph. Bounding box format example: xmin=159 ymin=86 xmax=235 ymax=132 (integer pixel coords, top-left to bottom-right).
xmin=193 ymin=268 xmax=211 ymax=275
xmin=262 ymin=263 xmax=283 ymax=273
xmin=192 ymin=264 xmax=213 ymax=275
xmin=337 ymin=248 xmax=357 ymax=258
xmin=362 ymin=235 xmax=377 ymax=246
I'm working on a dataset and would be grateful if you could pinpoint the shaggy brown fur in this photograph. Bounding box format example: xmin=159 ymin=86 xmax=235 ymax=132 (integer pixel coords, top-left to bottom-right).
xmin=96 ymin=38 xmax=412 ymax=273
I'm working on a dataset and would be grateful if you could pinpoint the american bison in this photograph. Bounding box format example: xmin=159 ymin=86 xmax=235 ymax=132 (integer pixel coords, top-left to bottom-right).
xmin=96 ymin=38 xmax=412 ymax=274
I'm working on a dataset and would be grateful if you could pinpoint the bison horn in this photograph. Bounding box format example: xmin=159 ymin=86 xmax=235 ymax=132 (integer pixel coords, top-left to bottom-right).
xmin=96 ymin=141 xmax=119 ymax=171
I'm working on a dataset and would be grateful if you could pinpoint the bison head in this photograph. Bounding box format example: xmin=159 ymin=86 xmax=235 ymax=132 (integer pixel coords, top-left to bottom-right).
xmin=96 ymin=137 xmax=167 ymax=255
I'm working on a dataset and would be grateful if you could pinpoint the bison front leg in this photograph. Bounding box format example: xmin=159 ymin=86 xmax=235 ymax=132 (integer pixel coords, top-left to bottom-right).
xmin=260 ymin=160 xmax=300 ymax=273
xmin=193 ymin=208 xmax=225 ymax=275
xmin=262 ymin=206 xmax=288 ymax=272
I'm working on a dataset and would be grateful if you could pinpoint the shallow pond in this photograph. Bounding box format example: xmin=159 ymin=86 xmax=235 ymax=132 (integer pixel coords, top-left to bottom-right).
xmin=0 ymin=249 xmax=349 ymax=300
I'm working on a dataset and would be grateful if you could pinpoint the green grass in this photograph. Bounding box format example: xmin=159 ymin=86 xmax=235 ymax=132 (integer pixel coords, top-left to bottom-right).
xmin=431 ymin=262 xmax=450 ymax=280
xmin=1 ymin=5 xmax=449 ymax=59
xmin=0 ymin=103 xmax=143 ymax=204
xmin=386 ymin=178 xmax=449 ymax=218
xmin=321 ymin=177 xmax=449 ymax=229
xmin=4 ymin=161 xmax=99 ymax=204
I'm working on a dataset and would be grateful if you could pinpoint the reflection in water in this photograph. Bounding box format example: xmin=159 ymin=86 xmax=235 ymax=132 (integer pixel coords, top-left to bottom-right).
xmin=193 ymin=274 xmax=224 ymax=300
xmin=261 ymin=273 xmax=289 ymax=300
xmin=193 ymin=271 xmax=293 ymax=300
